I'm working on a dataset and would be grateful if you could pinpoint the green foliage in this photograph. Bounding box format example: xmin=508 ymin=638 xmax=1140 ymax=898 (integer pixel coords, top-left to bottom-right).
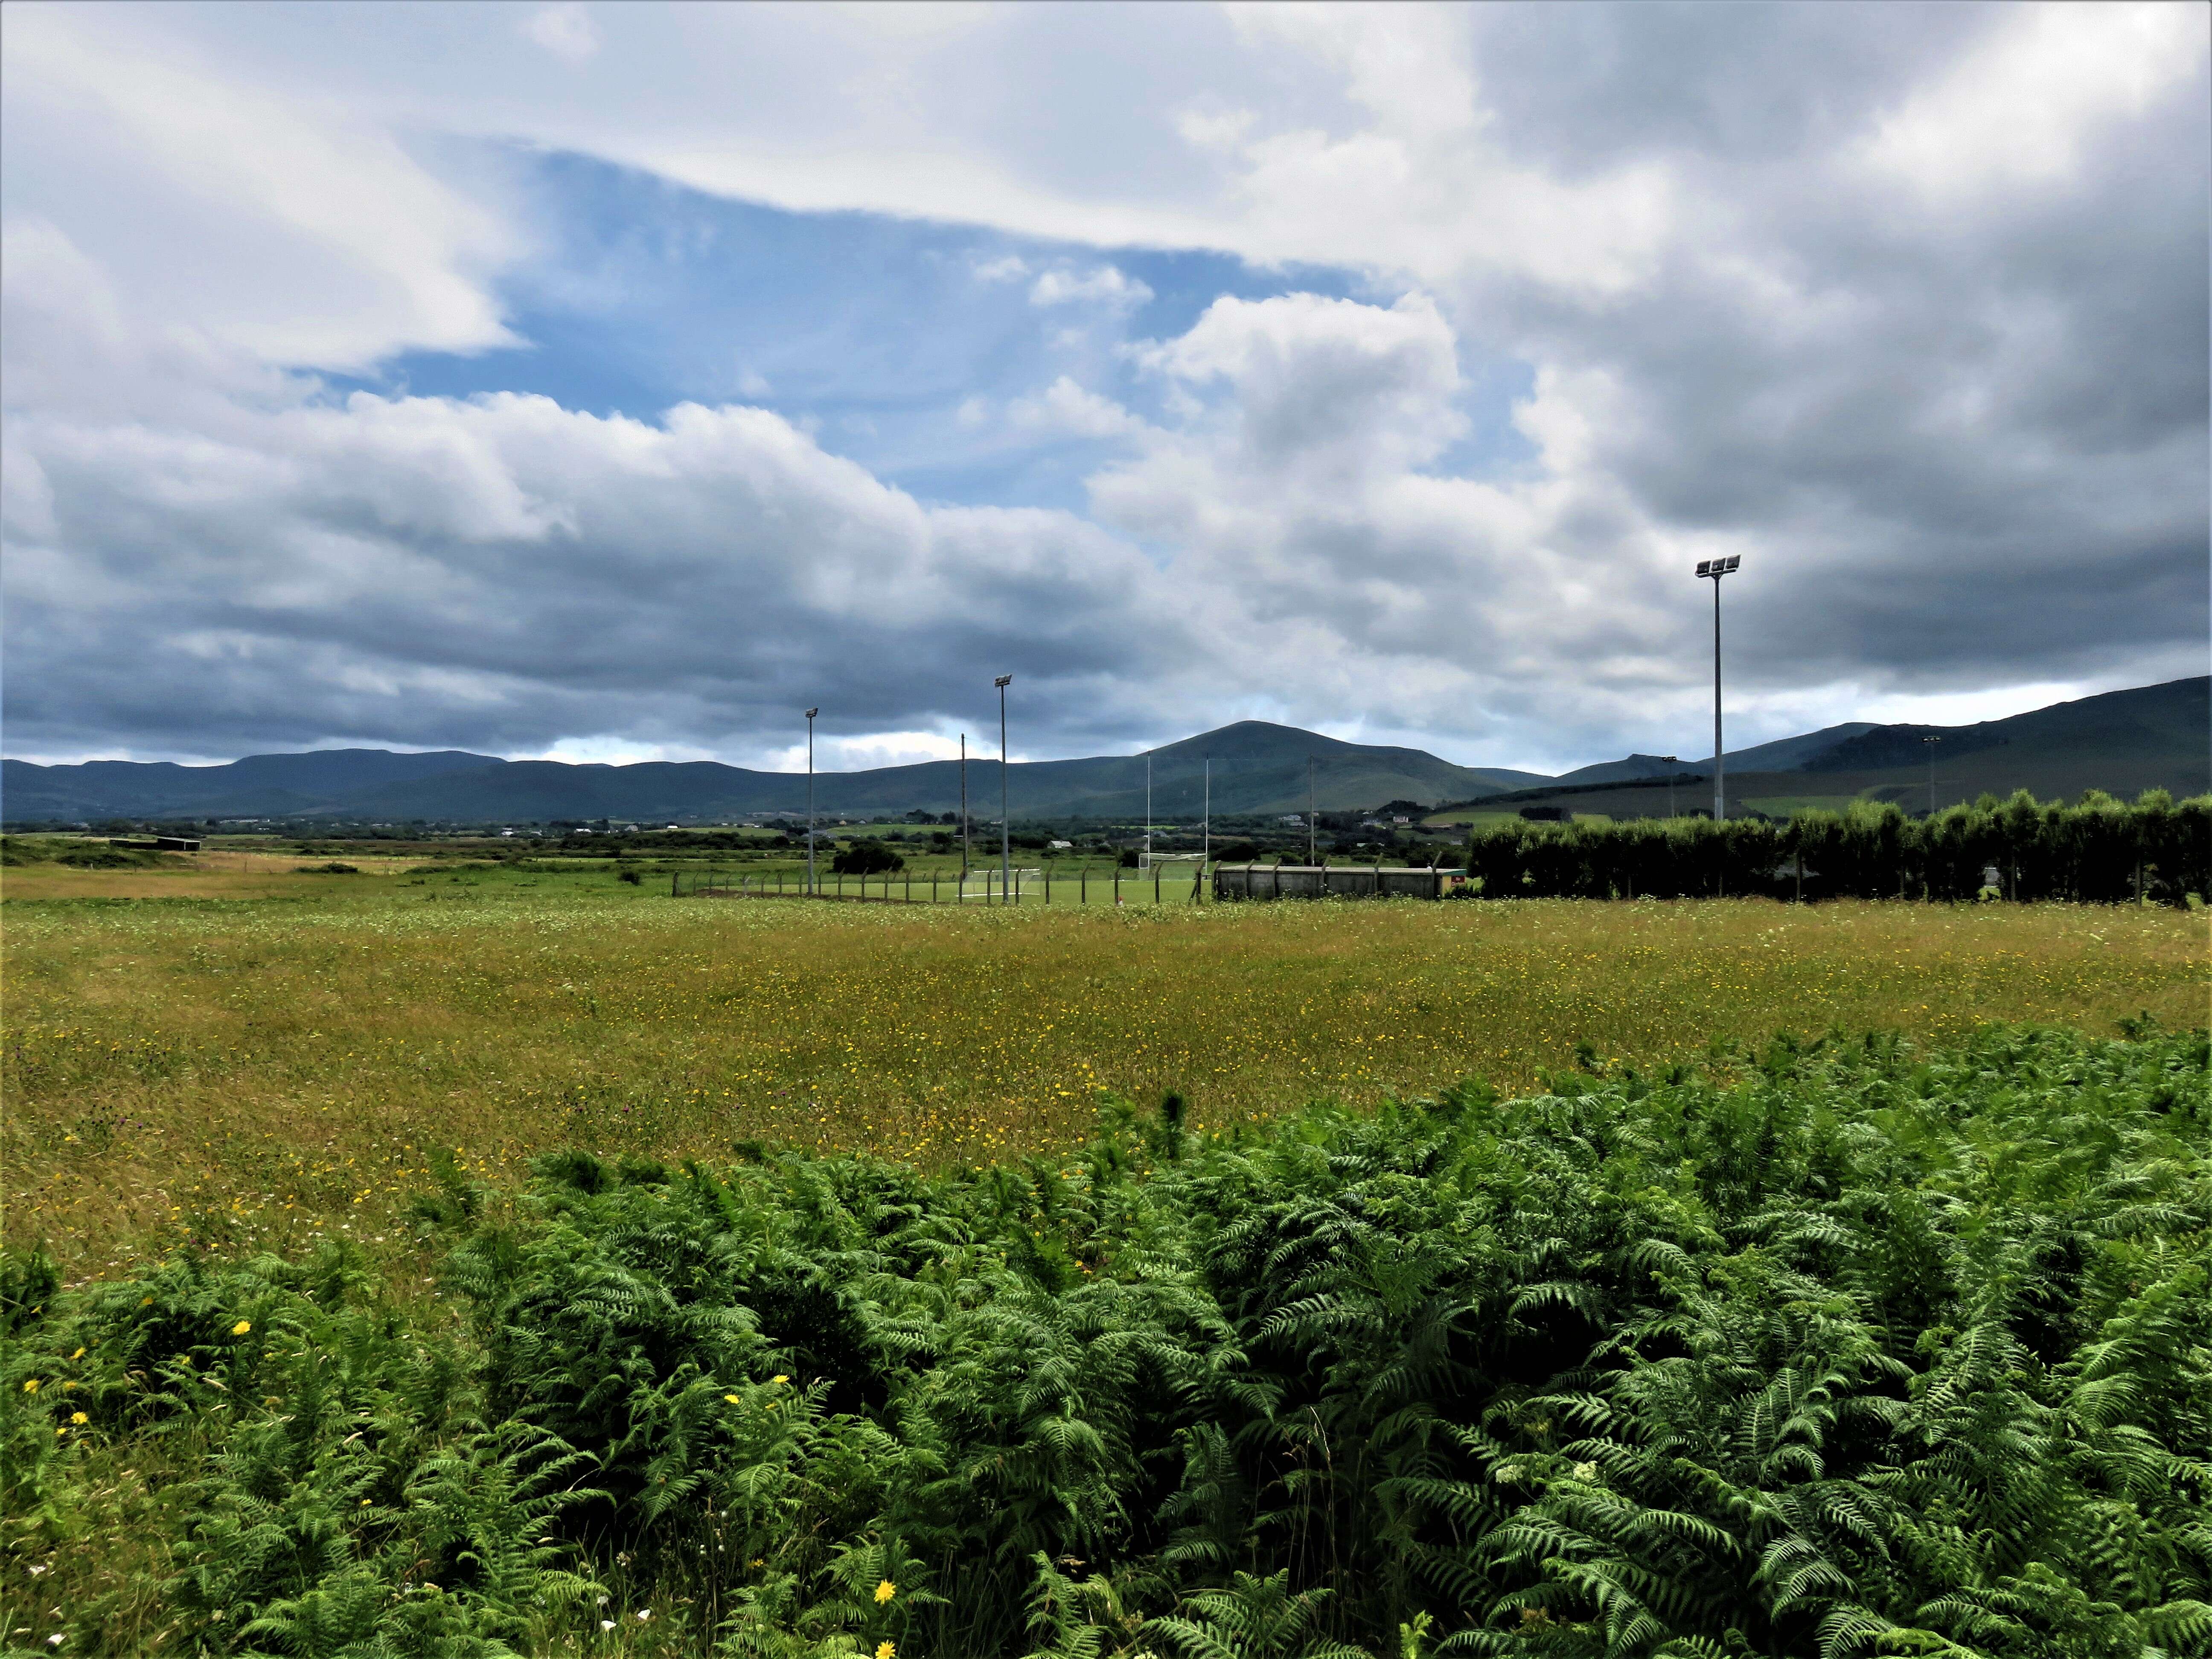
xmin=1466 ymin=791 xmax=2211 ymax=903
xmin=831 ymin=841 xmax=906 ymax=876
xmin=6 ymin=1026 xmax=2209 ymax=1657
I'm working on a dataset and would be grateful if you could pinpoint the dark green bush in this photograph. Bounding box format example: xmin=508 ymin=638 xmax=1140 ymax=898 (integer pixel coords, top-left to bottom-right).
xmin=830 ymin=840 xmax=905 ymax=876
xmin=1469 ymin=790 xmax=2211 ymax=902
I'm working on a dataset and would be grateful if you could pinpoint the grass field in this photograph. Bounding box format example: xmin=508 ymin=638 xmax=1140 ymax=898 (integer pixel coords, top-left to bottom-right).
xmin=5 ymin=860 xmax=2203 ymax=1279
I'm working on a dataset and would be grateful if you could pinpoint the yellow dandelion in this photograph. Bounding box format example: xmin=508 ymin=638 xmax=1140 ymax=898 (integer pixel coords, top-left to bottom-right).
xmin=878 ymin=1644 xmax=896 ymax=1659
xmin=70 ymin=1412 xmax=87 ymax=1426
xmin=724 ymin=1393 xmax=742 ymax=1405
xmin=874 ymin=1580 xmax=896 ymax=1604
xmin=21 ymin=1379 xmax=38 ymax=1394
xmin=68 ymin=1348 xmax=84 ymax=1360
xmin=231 ymin=1320 xmax=252 ymax=1336
xmin=771 ymin=1374 xmax=789 ymax=1385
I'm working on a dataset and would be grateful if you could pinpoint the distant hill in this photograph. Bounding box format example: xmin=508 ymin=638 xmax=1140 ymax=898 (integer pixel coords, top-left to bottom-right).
xmin=1434 ymin=677 xmax=2208 ymax=822
xmin=1554 ymin=724 xmax=1880 ymax=787
xmin=1 ymin=722 xmax=1541 ymax=826
xmin=9 ymin=680 xmax=2200 ymax=827
xmin=0 ymin=749 xmax=502 ymax=823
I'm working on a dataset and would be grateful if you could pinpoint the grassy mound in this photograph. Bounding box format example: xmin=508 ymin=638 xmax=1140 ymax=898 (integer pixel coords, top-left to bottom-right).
xmin=4 ymin=1025 xmax=2207 ymax=1657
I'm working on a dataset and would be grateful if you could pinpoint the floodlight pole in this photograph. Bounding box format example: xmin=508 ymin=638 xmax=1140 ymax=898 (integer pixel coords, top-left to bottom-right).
xmin=1659 ymin=756 xmax=1679 ymax=821
xmin=1203 ymin=757 xmax=1211 ymax=870
xmin=1923 ymin=735 xmax=1941 ymax=816
xmin=1696 ymin=558 xmax=1740 ymax=821
xmin=996 ymin=675 xmax=1013 ymax=904
xmin=1146 ymin=750 xmax=1153 ymax=870
xmin=1292 ymin=761 xmax=1309 ymax=871
xmin=804 ymin=707 xmax=820 ymax=895
xmin=960 ymin=733 xmax=969 ymax=882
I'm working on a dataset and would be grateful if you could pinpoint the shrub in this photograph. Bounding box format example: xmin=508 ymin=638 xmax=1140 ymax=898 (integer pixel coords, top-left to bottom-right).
xmin=830 ymin=840 xmax=904 ymax=876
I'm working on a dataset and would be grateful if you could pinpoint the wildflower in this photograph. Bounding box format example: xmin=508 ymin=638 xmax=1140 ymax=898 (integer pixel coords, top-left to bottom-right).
xmin=140 ymin=1298 xmax=152 ymax=1307
xmin=67 ymin=1348 xmax=84 ymax=1361
xmin=60 ymin=1382 xmax=75 ymax=1393
xmin=70 ymin=1413 xmax=87 ymax=1426
xmin=637 ymin=1609 xmax=652 ymax=1622
xmin=21 ymin=1380 xmax=38 ymax=1394
xmin=771 ymin=1374 xmax=789 ymax=1385
xmin=875 ymin=1580 xmax=896 ymax=1604
xmin=878 ymin=1644 xmax=896 ymax=1659
xmin=725 ymin=1393 xmax=742 ymax=1405
xmin=48 ymin=1636 xmax=64 ymax=1648
xmin=231 ymin=1320 xmax=251 ymax=1336
xmin=600 ymin=1621 xmax=615 ymax=1632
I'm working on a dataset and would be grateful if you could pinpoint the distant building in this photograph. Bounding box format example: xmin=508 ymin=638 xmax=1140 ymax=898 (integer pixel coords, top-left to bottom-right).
xmin=1279 ymin=815 xmax=1304 ymax=826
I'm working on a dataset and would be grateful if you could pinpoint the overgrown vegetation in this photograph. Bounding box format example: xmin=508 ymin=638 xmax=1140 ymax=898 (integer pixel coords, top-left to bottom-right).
xmin=9 ymin=890 xmax=2204 ymax=1275
xmin=1467 ymin=791 xmax=2211 ymax=903
xmin=6 ymin=1024 xmax=2207 ymax=1657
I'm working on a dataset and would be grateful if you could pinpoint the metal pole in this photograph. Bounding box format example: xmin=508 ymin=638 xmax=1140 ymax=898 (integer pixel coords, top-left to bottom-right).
xmin=805 ymin=707 xmax=819 ymax=894
xmin=960 ymin=733 xmax=969 ymax=883
xmin=996 ymin=675 xmax=1012 ymax=905
xmin=1308 ymin=757 xmax=1316 ymax=864
xmin=1711 ymin=579 xmax=1725 ymax=823
xmin=1202 ymin=758 xmax=1211 ymax=889
xmin=1145 ymin=751 xmax=1153 ymax=871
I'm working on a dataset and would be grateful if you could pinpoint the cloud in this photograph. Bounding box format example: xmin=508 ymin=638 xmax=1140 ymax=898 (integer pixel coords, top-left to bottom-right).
xmin=1028 ymin=265 xmax=1154 ymax=311
xmin=524 ymin=4 xmax=602 ymax=65
xmin=1 ymin=332 xmax=1197 ymax=759
xmin=2 ymin=3 xmax=2204 ymax=771
xmin=1007 ymin=377 xmax=1148 ymax=442
xmin=1 ymin=6 xmax=521 ymax=372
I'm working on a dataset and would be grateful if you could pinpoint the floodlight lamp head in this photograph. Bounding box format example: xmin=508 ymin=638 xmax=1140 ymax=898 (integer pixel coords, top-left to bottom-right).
xmin=804 ymin=707 xmax=819 ymax=719
xmin=994 ymin=674 xmax=1013 ymax=688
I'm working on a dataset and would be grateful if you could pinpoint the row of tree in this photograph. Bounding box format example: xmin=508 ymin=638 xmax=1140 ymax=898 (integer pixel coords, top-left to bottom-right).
xmin=1465 ymin=789 xmax=2209 ymax=902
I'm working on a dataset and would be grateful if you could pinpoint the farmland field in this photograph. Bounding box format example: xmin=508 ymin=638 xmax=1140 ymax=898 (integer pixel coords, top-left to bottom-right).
xmin=4 ymin=862 xmax=2203 ymax=1275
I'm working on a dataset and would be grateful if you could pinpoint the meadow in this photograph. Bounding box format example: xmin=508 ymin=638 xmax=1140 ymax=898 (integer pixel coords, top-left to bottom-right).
xmin=4 ymin=859 xmax=2203 ymax=1278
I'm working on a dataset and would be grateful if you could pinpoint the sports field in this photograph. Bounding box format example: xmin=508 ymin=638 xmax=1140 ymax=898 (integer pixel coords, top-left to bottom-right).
xmin=5 ymin=860 xmax=2203 ymax=1275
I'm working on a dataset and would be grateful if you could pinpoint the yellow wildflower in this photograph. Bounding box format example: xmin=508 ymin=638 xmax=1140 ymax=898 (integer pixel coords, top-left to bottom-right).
xmin=878 ymin=1644 xmax=896 ymax=1659
xmin=771 ymin=1374 xmax=789 ymax=1385
xmin=21 ymin=1380 xmax=38 ymax=1394
xmin=68 ymin=1348 xmax=85 ymax=1360
xmin=725 ymin=1394 xmax=742 ymax=1405
xmin=70 ymin=1412 xmax=87 ymax=1426
xmin=874 ymin=1580 xmax=896 ymax=1604
xmin=231 ymin=1320 xmax=252 ymax=1336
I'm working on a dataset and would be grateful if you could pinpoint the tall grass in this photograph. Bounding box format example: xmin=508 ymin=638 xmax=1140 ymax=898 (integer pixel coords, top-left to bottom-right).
xmin=6 ymin=883 xmax=2204 ymax=1276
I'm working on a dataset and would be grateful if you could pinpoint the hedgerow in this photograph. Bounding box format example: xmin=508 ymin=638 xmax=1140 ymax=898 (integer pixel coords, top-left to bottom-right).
xmin=1465 ymin=791 xmax=2212 ymax=902
xmin=5 ymin=1023 xmax=2208 ymax=1658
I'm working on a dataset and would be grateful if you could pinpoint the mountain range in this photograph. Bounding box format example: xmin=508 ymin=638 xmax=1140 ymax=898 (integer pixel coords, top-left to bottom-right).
xmin=4 ymin=678 xmax=2203 ymax=827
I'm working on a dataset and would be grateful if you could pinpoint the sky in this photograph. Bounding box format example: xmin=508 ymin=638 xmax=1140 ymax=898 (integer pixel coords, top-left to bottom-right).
xmin=2 ymin=1 xmax=2206 ymax=776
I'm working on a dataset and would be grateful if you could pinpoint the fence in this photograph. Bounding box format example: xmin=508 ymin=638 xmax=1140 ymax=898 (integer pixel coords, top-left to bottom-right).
xmin=1212 ymin=863 xmax=1471 ymax=901
xmin=1464 ymin=791 xmax=2211 ymax=904
xmin=672 ymin=861 xmax=1209 ymax=906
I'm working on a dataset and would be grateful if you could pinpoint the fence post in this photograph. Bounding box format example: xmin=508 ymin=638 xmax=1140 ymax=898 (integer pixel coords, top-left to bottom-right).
xmin=672 ymin=870 xmax=679 ymax=898
xmin=1193 ymin=863 xmax=1202 ymax=903
xmin=1114 ymin=865 xmax=1121 ymax=905
xmin=1154 ymin=866 xmax=1161 ymax=904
